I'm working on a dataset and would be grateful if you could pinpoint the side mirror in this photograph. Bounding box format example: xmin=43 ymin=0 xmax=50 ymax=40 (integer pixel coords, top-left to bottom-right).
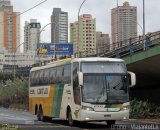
xmin=78 ymin=72 xmax=83 ymax=86
xmin=128 ymin=71 xmax=136 ymax=87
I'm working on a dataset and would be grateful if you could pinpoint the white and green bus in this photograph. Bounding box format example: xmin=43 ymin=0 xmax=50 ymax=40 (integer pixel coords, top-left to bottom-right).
xmin=29 ymin=57 xmax=136 ymax=126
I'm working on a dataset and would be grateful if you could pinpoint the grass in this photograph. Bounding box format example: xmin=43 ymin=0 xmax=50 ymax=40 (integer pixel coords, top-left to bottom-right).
xmin=0 ymin=124 xmax=23 ymax=130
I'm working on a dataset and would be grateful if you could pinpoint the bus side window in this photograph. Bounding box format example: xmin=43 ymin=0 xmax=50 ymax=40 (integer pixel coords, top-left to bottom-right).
xmin=35 ymin=70 xmax=40 ymax=86
xmin=56 ymin=66 xmax=63 ymax=83
xmin=64 ymin=64 xmax=71 ymax=84
xmin=73 ymin=62 xmax=81 ymax=105
xmin=30 ymin=72 xmax=35 ymax=86
xmin=39 ymin=69 xmax=44 ymax=85
xmin=50 ymin=67 xmax=56 ymax=84
xmin=44 ymin=68 xmax=49 ymax=84
xmin=48 ymin=68 xmax=51 ymax=83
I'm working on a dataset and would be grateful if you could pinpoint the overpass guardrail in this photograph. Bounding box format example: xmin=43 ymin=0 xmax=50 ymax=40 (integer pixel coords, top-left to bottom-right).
xmin=90 ymin=31 xmax=160 ymax=58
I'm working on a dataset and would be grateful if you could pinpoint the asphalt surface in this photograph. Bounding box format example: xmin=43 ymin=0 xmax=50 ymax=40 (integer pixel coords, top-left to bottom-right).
xmin=19 ymin=120 xmax=160 ymax=130
xmin=0 ymin=107 xmax=160 ymax=130
xmin=0 ymin=107 xmax=36 ymax=124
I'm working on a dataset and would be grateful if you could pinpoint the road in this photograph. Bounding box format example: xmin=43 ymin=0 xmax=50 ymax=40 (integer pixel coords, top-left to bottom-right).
xmin=0 ymin=108 xmax=159 ymax=130
xmin=19 ymin=120 xmax=160 ymax=130
xmin=0 ymin=107 xmax=36 ymax=124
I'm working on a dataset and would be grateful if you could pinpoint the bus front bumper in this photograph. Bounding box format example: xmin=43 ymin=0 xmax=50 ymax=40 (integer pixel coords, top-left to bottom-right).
xmin=80 ymin=109 xmax=129 ymax=121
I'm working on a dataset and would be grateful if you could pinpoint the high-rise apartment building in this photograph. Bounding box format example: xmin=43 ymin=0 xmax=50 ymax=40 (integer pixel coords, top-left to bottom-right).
xmin=70 ymin=14 xmax=96 ymax=57
xmin=0 ymin=0 xmax=20 ymax=53
xmin=51 ymin=8 xmax=68 ymax=43
xmin=111 ymin=2 xmax=137 ymax=49
xmin=96 ymin=32 xmax=110 ymax=55
xmin=24 ymin=19 xmax=41 ymax=53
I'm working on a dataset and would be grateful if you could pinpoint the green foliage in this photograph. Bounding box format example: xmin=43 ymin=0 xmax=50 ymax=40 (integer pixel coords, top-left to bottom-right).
xmin=0 ymin=77 xmax=29 ymax=109
xmin=0 ymin=72 xmax=14 ymax=81
xmin=0 ymin=124 xmax=21 ymax=130
xmin=130 ymin=98 xmax=160 ymax=118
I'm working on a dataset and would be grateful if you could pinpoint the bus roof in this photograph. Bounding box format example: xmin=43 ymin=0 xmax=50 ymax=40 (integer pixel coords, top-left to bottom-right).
xmin=30 ymin=58 xmax=72 ymax=72
xmin=72 ymin=57 xmax=124 ymax=62
xmin=30 ymin=57 xmax=124 ymax=72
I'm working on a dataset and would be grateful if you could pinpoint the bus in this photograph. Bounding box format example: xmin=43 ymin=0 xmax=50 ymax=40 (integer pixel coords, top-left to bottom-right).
xmin=29 ymin=57 xmax=136 ymax=126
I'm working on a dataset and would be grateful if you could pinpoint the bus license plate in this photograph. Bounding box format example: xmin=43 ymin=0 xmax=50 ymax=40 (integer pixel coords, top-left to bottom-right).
xmin=104 ymin=114 xmax=111 ymax=117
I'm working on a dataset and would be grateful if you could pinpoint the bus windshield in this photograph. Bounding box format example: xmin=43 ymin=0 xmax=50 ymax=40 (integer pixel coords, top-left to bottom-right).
xmin=82 ymin=74 xmax=129 ymax=104
xmin=81 ymin=62 xmax=126 ymax=74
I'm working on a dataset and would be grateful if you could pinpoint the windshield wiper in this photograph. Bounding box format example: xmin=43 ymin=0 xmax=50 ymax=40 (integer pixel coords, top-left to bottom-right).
xmin=96 ymin=78 xmax=106 ymax=103
xmin=105 ymin=81 xmax=110 ymax=102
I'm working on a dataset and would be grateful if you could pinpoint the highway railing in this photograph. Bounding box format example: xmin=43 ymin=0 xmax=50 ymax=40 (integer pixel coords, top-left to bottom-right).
xmin=92 ymin=31 xmax=160 ymax=58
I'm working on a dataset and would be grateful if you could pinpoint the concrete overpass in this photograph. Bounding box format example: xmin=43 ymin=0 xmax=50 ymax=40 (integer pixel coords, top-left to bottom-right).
xmin=99 ymin=31 xmax=160 ymax=104
xmin=123 ymin=40 xmax=160 ymax=104
xmin=124 ymin=40 xmax=160 ymax=88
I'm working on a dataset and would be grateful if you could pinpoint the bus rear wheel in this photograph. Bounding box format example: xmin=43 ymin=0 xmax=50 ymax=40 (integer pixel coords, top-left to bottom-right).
xmin=106 ymin=120 xmax=116 ymax=127
xmin=37 ymin=108 xmax=44 ymax=121
xmin=67 ymin=109 xmax=74 ymax=126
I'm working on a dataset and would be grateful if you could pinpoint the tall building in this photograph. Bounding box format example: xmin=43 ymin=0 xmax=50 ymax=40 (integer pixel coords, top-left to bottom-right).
xmin=24 ymin=19 xmax=41 ymax=53
xmin=111 ymin=2 xmax=137 ymax=49
xmin=0 ymin=0 xmax=20 ymax=53
xmin=51 ymin=8 xmax=68 ymax=43
xmin=70 ymin=14 xmax=96 ymax=57
xmin=96 ymin=32 xmax=110 ymax=55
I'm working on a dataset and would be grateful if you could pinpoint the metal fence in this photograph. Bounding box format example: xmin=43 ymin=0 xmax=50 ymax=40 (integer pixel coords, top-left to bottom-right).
xmin=89 ymin=31 xmax=160 ymax=58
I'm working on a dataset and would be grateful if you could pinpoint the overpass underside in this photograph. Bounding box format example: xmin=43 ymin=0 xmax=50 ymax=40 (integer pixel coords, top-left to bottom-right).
xmin=123 ymin=45 xmax=160 ymax=104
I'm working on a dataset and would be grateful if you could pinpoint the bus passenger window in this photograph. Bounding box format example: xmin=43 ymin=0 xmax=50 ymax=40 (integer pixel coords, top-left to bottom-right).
xmin=73 ymin=62 xmax=81 ymax=105
xmin=30 ymin=72 xmax=35 ymax=86
xmin=35 ymin=70 xmax=40 ymax=86
xmin=63 ymin=64 xmax=71 ymax=84
xmin=49 ymin=68 xmax=56 ymax=84
xmin=56 ymin=66 xmax=63 ymax=83
xmin=39 ymin=70 xmax=44 ymax=85
xmin=44 ymin=69 xmax=49 ymax=84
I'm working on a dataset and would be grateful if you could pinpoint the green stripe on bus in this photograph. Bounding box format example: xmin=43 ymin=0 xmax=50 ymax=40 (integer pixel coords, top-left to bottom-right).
xmin=52 ymin=84 xmax=64 ymax=117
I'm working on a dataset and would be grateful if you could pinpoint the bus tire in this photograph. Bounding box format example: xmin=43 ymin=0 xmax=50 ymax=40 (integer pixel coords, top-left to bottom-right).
xmin=67 ymin=109 xmax=74 ymax=126
xmin=43 ymin=116 xmax=52 ymax=122
xmin=37 ymin=107 xmax=44 ymax=121
xmin=106 ymin=120 xmax=115 ymax=127
xmin=35 ymin=105 xmax=38 ymax=115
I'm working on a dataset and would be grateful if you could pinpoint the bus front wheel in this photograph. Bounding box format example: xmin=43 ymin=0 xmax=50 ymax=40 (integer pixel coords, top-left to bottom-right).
xmin=67 ymin=109 xmax=74 ymax=126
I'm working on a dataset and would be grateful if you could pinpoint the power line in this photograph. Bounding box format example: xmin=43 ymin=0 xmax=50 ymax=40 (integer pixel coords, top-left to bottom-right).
xmin=0 ymin=0 xmax=47 ymax=24
xmin=18 ymin=0 xmax=47 ymax=16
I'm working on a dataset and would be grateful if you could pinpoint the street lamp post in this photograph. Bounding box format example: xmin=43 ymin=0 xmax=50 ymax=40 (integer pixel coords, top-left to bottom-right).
xmin=130 ymin=19 xmax=143 ymax=36
xmin=37 ymin=22 xmax=57 ymax=62
xmin=136 ymin=22 xmax=143 ymax=35
xmin=78 ymin=0 xmax=87 ymax=58
xmin=13 ymin=42 xmax=24 ymax=81
xmin=143 ymin=0 xmax=145 ymax=37
xmin=117 ymin=0 xmax=119 ymax=45
xmin=143 ymin=0 xmax=145 ymax=49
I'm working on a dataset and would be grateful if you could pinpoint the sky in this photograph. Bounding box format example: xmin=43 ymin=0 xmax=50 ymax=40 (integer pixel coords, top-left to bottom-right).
xmin=10 ymin=0 xmax=160 ymax=44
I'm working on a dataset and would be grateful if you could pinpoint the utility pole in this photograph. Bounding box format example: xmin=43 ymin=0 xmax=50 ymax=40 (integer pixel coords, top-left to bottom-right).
xmin=117 ymin=0 xmax=119 ymax=48
xmin=143 ymin=0 xmax=145 ymax=50
xmin=143 ymin=0 xmax=145 ymax=37
xmin=78 ymin=0 xmax=87 ymax=57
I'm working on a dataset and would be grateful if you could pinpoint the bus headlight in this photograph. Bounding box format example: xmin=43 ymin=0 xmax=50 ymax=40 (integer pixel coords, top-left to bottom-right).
xmin=121 ymin=105 xmax=130 ymax=110
xmin=82 ymin=106 xmax=94 ymax=111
